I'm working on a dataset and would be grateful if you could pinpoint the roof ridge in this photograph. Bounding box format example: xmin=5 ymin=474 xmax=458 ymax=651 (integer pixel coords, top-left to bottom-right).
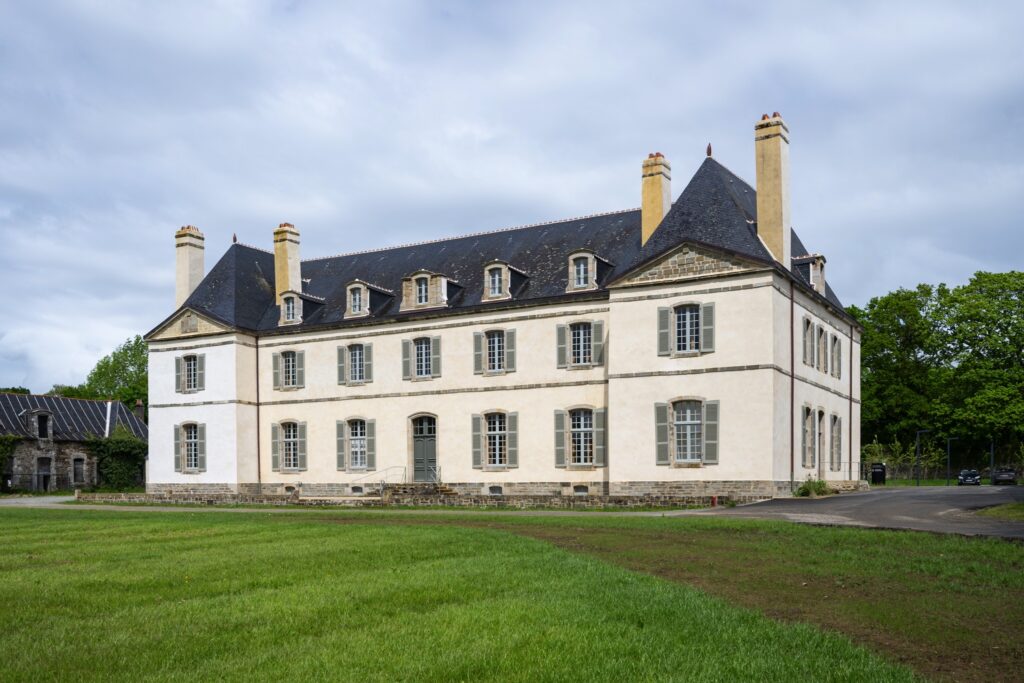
xmin=235 ymin=242 xmax=274 ymax=255
xmin=0 ymin=392 xmax=119 ymax=403
xmin=302 ymin=207 xmax=640 ymax=263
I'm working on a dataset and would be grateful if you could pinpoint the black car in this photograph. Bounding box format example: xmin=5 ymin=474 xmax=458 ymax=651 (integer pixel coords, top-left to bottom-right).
xmin=992 ymin=467 xmax=1018 ymax=485
xmin=958 ymin=469 xmax=981 ymax=486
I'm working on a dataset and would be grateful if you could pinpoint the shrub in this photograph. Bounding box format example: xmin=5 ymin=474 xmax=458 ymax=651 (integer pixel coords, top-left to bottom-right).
xmin=85 ymin=426 xmax=146 ymax=490
xmin=795 ymin=478 xmax=833 ymax=497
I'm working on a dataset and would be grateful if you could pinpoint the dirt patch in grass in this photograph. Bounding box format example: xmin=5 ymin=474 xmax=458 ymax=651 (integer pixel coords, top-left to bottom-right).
xmin=977 ymin=503 xmax=1024 ymax=521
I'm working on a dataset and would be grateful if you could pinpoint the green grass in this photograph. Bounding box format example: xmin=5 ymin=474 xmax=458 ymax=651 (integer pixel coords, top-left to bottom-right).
xmin=977 ymin=502 xmax=1024 ymax=521
xmin=0 ymin=509 xmax=915 ymax=682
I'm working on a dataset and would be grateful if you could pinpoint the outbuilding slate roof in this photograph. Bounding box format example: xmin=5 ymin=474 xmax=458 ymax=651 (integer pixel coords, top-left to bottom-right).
xmin=165 ymin=156 xmax=846 ymax=336
xmin=0 ymin=393 xmax=148 ymax=442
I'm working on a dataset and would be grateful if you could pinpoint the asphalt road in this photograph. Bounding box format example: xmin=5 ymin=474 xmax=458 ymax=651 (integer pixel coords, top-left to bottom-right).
xmin=704 ymin=485 xmax=1024 ymax=539
xmin=2 ymin=486 xmax=1023 ymax=539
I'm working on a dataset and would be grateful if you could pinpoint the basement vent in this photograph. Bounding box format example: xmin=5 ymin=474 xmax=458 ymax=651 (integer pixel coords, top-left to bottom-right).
xmin=573 ymin=485 xmax=589 ymax=496
xmin=351 ymin=486 xmax=363 ymax=495
xmin=488 ymin=485 xmax=503 ymax=496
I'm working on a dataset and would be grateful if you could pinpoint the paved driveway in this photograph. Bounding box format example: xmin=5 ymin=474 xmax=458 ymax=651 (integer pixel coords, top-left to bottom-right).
xmin=702 ymin=485 xmax=1024 ymax=539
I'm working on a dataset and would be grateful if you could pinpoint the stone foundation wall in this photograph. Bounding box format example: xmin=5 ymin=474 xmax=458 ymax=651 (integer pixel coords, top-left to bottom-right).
xmin=146 ymin=483 xmax=238 ymax=495
xmin=609 ymin=480 xmax=795 ymax=498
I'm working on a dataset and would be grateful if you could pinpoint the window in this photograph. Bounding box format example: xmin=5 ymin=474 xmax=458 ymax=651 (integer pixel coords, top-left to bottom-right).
xmin=349 ymin=344 xmax=365 ymax=382
xmin=416 ymin=277 xmax=429 ymax=304
xmin=282 ymin=422 xmax=300 ymax=470
xmin=283 ymin=296 xmax=296 ymax=322
xmin=830 ymin=415 xmax=842 ymax=472
xmin=350 ymin=287 xmax=363 ymax=314
xmin=349 ymin=420 xmax=367 ymax=469
xmin=674 ymin=305 xmax=700 ymax=352
xmin=282 ymin=351 xmax=298 ymax=387
xmin=817 ymin=410 xmax=826 ymax=469
xmin=570 ymin=323 xmax=592 ymax=365
xmin=414 ymin=338 xmax=432 ymax=377
xmin=570 ymin=409 xmax=594 ymax=465
xmin=817 ymin=328 xmax=828 ymax=373
xmin=802 ymin=407 xmax=815 ymax=468
xmin=184 ymin=424 xmax=200 ymax=470
xmin=573 ymin=256 xmax=590 ymax=288
xmin=488 ymin=267 xmax=503 ymax=297
xmin=672 ymin=401 xmax=703 ymax=462
xmin=183 ymin=355 xmax=199 ymax=391
xmin=37 ymin=415 xmax=49 ymax=439
xmin=73 ymin=458 xmax=84 ymax=484
xmin=831 ymin=335 xmax=842 ymax=379
xmin=486 ymin=330 xmax=505 ymax=372
xmin=803 ymin=319 xmax=814 ymax=366
xmin=486 ymin=413 xmax=507 ymax=466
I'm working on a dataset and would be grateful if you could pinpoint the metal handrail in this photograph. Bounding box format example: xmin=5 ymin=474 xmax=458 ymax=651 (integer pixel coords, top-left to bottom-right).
xmin=350 ymin=465 xmax=407 ymax=487
xmin=428 ymin=465 xmax=441 ymax=483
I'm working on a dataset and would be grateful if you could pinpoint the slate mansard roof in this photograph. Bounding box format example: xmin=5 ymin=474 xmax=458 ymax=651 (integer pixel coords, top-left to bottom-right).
xmin=168 ymin=157 xmax=846 ymax=336
xmin=0 ymin=393 xmax=148 ymax=442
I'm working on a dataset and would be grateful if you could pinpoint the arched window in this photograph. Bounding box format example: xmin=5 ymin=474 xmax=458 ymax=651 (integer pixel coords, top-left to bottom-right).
xmin=569 ymin=409 xmax=594 ymax=465
xmin=485 ymin=412 xmax=507 ymax=466
xmin=674 ymin=305 xmax=700 ymax=352
xmin=488 ymin=267 xmax=504 ymax=297
xmin=281 ymin=421 xmax=300 ymax=470
xmin=283 ymin=296 xmax=297 ymax=322
xmin=415 ymin=277 xmax=429 ymax=305
xmin=573 ymin=256 xmax=590 ymax=288
xmin=672 ymin=400 xmax=702 ymax=462
xmin=348 ymin=419 xmax=367 ymax=469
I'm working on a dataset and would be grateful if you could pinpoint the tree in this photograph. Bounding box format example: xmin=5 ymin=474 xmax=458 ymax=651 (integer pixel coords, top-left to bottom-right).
xmin=0 ymin=386 xmax=30 ymax=394
xmin=47 ymin=336 xmax=148 ymax=409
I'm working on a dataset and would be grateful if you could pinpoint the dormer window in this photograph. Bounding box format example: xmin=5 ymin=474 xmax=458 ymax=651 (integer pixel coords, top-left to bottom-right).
xmin=488 ymin=268 xmax=503 ymax=297
xmin=482 ymin=262 xmax=516 ymax=302
xmin=567 ymin=252 xmax=598 ymax=292
xmin=350 ymin=287 xmax=363 ymax=314
xmin=37 ymin=414 xmax=49 ymax=440
xmin=401 ymin=271 xmax=455 ymax=311
xmin=416 ymin=277 xmax=429 ymax=305
xmin=283 ymin=296 xmax=296 ymax=322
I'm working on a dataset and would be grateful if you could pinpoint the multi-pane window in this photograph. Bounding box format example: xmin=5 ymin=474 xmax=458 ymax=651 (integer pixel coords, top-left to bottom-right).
xmin=349 ymin=420 xmax=367 ymax=469
xmin=803 ymin=319 xmax=814 ymax=366
xmin=282 ymin=422 xmax=299 ymax=470
xmin=570 ymin=409 xmax=594 ymax=465
xmin=414 ymin=338 xmax=432 ymax=377
xmin=570 ymin=323 xmax=592 ymax=365
xmin=673 ymin=401 xmax=702 ymax=462
xmin=283 ymin=296 xmax=296 ymax=321
xmin=674 ymin=305 xmax=700 ymax=352
xmin=350 ymin=288 xmax=363 ymax=313
xmin=184 ymin=423 xmax=200 ymax=470
xmin=803 ymin=407 xmax=815 ymax=468
xmin=831 ymin=335 xmax=842 ymax=379
xmin=183 ymin=354 xmax=199 ymax=391
xmin=282 ymin=351 xmax=298 ymax=387
xmin=830 ymin=415 xmax=841 ymax=471
xmin=416 ymin=277 xmax=429 ymax=304
xmin=817 ymin=328 xmax=828 ymax=373
xmin=349 ymin=344 xmax=365 ymax=382
xmin=573 ymin=256 xmax=590 ymax=288
xmin=486 ymin=330 xmax=505 ymax=372
xmin=488 ymin=267 xmax=503 ymax=297
xmin=486 ymin=413 xmax=507 ymax=466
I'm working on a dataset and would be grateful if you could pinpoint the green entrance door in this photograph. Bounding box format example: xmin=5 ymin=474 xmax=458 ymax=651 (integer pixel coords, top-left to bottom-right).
xmin=413 ymin=416 xmax=437 ymax=482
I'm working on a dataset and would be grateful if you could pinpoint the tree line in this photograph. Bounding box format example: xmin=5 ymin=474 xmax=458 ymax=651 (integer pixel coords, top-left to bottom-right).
xmin=849 ymin=271 xmax=1024 ymax=474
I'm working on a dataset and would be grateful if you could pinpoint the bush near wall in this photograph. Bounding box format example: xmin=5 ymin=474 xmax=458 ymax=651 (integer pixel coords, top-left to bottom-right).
xmin=85 ymin=427 xmax=146 ymax=491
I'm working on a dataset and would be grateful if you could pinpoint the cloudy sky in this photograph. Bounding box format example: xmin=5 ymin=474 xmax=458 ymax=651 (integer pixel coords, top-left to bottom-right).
xmin=1 ymin=1 xmax=1022 ymax=392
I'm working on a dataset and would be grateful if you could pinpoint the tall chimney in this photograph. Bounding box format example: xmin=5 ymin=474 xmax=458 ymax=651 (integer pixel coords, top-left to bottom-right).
xmin=754 ymin=113 xmax=791 ymax=269
xmin=174 ymin=225 xmax=204 ymax=308
xmin=641 ymin=152 xmax=671 ymax=245
xmin=273 ymin=222 xmax=302 ymax=303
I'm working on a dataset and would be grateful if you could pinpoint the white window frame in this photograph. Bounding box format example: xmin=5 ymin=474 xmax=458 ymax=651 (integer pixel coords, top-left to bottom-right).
xmin=674 ymin=305 xmax=700 ymax=353
xmin=349 ymin=419 xmax=367 ymax=469
xmin=488 ymin=267 xmax=503 ymax=297
xmin=282 ymin=422 xmax=300 ymax=470
xmin=672 ymin=400 xmax=703 ymax=462
xmin=573 ymin=256 xmax=590 ymax=288
xmin=485 ymin=412 xmax=507 ymax=466
xmin=183 ymin=354 xmax=199 ymax=392
xmin=349 ymin=344 xmax=365 ymax=383
xmin=283 ymin=296 xmax=296 ymax=322
xmin=570 ymin=322 xmax=593 ymax=366
xmin=415 ymin=277 xmax=429 ymax=305
xmin=350 ymin=287 xmax=363 ymax=314
xmin=183 ymin=423 xmax=200 ymax=471
xmin=282 ymin=351 xmax=298 ymax=388
xmin=414 ymin=337 xmax=432 ymax=378
xmin=569 ymin=409 xmax=594 ymax=465
xmin=486 ymin=330 xmax=505 ymax=373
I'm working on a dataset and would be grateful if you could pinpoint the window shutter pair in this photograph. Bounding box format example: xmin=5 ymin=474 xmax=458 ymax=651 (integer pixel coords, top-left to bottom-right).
xmin=471 ymin=414 xmax=519 ymax=469
xmin=272 ymin=352 xmax=305 ymax=389
xmin=654 ymin=402 xmax=718 ymax=465
xmin=473 ymin=331 xmax=517 ymax=374
xmin=657 ymin=305 xmax=715 ymax=355
xmin=430 ymin=337 xmax=442 ymax=377
xmin=172 ymin=424 xmax=206 ymax=471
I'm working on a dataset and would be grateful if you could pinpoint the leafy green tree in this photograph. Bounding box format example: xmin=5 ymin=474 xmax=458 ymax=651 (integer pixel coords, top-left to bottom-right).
xmin=47 ymin=336 xmax=147 ymax=409
xmin=0 ymin=386 xmax=30 ymax=394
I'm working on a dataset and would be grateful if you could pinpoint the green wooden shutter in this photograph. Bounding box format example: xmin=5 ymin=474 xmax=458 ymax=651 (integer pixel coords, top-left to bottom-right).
xmin=801 ymin=408 xmax=809 ymax=468
xmin=366 ymin=420 xmax=376 ymax=470
xmin=473 ymin=333 xmax=483 ymax=374
xmin=505 ymin=329 xmax=516 ymax=373
xmin=336 ymin=421 xmax=346 ymax=470
xmin=174 ymin=357 xmax=183 ymax=393
xmin=835 ymin=339 xmax=842 ymax=379
xmin=297 ymin=422 xmax=307 ymax=470
xmin=592 ymin=321 xmax=605 ymax=366
xmin=703 ymin=401 xmax=719 ymax=465
xmin=272 ymin=353 xmax=281 ymax=389
xmin=197 ymin=423 xmax=207 ymax=471
xmin=507 ymin=412 xmax=518 ymax=468
xmin=296 ymin=352 xmax=305 ymax=388
xmin=196 ymin=354 xmax=205 ymax=391
xmin=173 ymin=424 xmax=182 ymax=472
xmin=556 ymin=325 xmax=567 ymax=369
xmin=471 ymin=415 xmax=482 ymax=468
xmin=364 ymin=344 xmax=373 ymax=382
xmin=401 ymin=340 xmax=411 ymax=380
xmin=594 ymin=408 xmax=607 ymax=467
xmin=700 ymin=303 xmax=715 ymax=353
xmin=271 ymin=423 xmax=280 ymax=471
xmin=657 ymin=307 xmax=671 ymax=356
xmin=655 ymin=403 xmax=669 ymax=465
xmin=431 ymin=336 xmax=442 ymax=377
xmin=337 ymin=346 xmax=346 ymax=384
xmin=554 ymin=410 xmax=566 ymax=467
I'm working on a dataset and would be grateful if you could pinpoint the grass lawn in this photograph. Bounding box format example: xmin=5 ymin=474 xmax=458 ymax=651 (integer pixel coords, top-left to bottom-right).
xmin=977 ymin=502 xmax=1024 ymax=521
xmin=0 ymin=509 xmax=918 ymax=682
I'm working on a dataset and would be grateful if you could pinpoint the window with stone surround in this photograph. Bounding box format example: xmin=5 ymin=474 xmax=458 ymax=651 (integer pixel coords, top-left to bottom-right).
xmin=654 ymin=400 xmax=718 ymax=466
xmin=486 ymin=412 xmax=507 ymax=466
xmin=415 ymin=277 xmax=429 ymax=305
xmin=569 ymin=409 xmax=594 ymax=465
xmin=349 ymin=419 xmax=367 ymax=469
xmin=657 ymin=303 xmax=714 ymax=356
xmin=566 ymin=252 xmax=597 ymax=292
xmin=486 ymin=330 xmax=505 ymax=373
xmin=173 ymin=422 xmax=206 ymax=473
xmin=488 ymin=267 xmax=503 ymax=297
xmin=672 ymin=400 xmax=702 ymax=462
xmin=414 ymin=338 xmax=431 ymax=377
xmin=350 ymin=287 xmax=363 ymax=314
xmin=175 ymin=354 xmax=205 ymax=393
xmin=349 ymin=344 xmax=365 ymax=382
xmin=283 ymin=296 xmax=296 ymax=322
xmin=674 ymin=305 xmax=700 ymax=352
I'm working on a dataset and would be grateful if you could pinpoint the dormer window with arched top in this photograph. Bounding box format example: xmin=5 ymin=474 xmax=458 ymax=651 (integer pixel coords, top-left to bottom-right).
xmin=279 ymin=293 xmax=303 ymax=326
xmin=400 ymin=271 xmax=458 ymax=312
xmin=567 ymin=252 xmax=598 ymax=292
xmin=346 ymin=282 xmax=369 ymax=319
xmin=482 ymin=262 xmax=513 ymax=302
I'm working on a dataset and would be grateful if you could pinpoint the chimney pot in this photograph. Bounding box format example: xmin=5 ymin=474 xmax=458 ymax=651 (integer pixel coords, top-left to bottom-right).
xmin=772 ymin=111 xmax=781 ymax=118
xmin=706 ymin=143 xmax=712 ymax=157
xmin=761 ymin=113 xmax=770 ymax=121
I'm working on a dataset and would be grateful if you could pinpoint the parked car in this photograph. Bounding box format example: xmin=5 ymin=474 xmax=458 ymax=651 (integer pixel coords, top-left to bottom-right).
xmin=958 ymin=469 xmax=981 ymax=486
xmin=992 ymin=467 xmax=1018 ymax=485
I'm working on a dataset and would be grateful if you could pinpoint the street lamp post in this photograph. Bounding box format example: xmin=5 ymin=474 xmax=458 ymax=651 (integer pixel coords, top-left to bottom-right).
xmin=915 ymin=429 xmax=932 ymax=486
xmin=946 ymin=437 xmax=958 ymax=487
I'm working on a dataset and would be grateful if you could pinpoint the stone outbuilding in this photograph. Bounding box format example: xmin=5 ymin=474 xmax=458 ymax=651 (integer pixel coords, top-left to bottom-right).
xmin=0 ymin=393 xmax=148 ymax=491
